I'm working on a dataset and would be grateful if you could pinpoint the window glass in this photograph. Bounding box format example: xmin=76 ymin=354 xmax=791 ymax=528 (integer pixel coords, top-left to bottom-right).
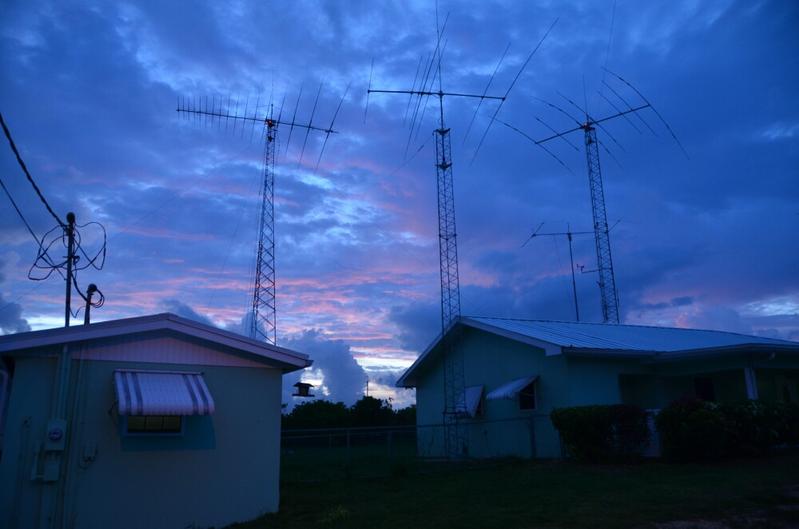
xmin=162 ymin=416 xmax=182 ymax=432
xmin=127 ymin=416 xmax=147 ymax=432
xmin=126 ymin=415 xmax=182 ymax=434
xmin=519 ymin=381 xmax=536 ymax=410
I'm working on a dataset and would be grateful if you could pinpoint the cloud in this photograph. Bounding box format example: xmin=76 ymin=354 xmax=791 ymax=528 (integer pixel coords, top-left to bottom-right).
xmin=0 ymin=264 xmax=30 ymax=335
xmin=160 ymin=298 xmax=215 ymax=327
xmin=0 ymin=0 xmax=797 ymax=408
xmin=282 ymin=329 xmax=366 ymax=407
xmin=0 ymin=294 xmax=30 ymax=335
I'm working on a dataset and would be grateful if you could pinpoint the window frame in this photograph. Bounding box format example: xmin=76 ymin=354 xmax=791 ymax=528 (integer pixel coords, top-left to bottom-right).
xmin=123 ymin=415 xmax=185 ymax=437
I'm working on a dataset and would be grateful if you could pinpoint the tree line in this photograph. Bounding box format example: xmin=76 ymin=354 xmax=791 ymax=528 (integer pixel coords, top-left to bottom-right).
xmin=282 ymin=396 xmax=416 ymax=430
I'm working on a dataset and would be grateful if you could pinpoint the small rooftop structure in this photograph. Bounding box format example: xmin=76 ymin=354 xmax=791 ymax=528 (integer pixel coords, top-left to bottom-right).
xmin=292 ymin=381 xmax=315 ymax=397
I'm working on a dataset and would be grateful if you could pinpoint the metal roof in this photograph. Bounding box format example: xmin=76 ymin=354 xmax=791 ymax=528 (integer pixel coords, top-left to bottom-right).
xmin=464 ymin=317 xmax=797 ymax=354
xmin=0 ymin=313 xmax=311 ymax=373
xmin=396 ymin=317 xmax=799 ymax=388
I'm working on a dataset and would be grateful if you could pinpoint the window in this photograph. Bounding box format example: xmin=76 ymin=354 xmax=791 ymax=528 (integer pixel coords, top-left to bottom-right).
xmin=519 ymin=380 xmax=537 ymax=410
xmin=694 ymin=377 xmax=715 ymax=402
xmin=126 ymin=415 xmax=183 ymax=435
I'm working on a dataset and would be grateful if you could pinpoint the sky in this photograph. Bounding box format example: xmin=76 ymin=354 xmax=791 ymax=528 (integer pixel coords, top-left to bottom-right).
xmin=1 ymin=0 xmax=797 ymax=408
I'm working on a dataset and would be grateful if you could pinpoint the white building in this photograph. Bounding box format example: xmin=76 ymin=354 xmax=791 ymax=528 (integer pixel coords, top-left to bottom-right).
xmin=0 ymin=313 xmax=311 ymax=529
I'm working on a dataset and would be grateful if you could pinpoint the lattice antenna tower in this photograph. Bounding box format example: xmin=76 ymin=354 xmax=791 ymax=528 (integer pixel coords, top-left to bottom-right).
xmin=177 ymin=86 xmax=346 ymax=345
xmin=366 ymin=11 xmax=556 ymax=458
xmin=501 ymin=69 xmax=686 ymax=324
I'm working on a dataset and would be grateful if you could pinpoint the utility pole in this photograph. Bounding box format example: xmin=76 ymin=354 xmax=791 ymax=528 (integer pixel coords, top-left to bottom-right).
xmin=64 ymin=212 xmax=76 ymax=327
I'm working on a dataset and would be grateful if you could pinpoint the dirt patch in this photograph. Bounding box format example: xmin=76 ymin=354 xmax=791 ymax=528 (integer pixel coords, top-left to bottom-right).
xmin=645 ymin=487 xmax=799 ymax=529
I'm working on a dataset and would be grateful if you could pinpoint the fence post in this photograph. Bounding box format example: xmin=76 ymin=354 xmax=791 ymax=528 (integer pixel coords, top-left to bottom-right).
xmin=346 ymin=429 xmax=351 ymax=465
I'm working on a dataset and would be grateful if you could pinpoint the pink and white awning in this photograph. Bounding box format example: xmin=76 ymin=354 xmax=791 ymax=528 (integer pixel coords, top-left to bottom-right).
xmin=114 ymin=370 xmax=215 ymax=416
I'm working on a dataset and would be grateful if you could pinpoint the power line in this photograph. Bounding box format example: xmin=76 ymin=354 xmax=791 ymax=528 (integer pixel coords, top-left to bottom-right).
xmin=0 ymin=112 xmax=64 ymax=227
xmin=0 ymin=175 xmax=42 ymax=246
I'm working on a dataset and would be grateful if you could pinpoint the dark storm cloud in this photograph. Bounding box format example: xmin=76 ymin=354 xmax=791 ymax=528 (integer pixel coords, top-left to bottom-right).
xmin=1 ymin=0 xmax=797 ymax=406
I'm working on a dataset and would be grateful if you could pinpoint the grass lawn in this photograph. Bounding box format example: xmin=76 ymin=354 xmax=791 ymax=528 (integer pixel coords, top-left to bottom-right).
xmin=232 ymin=450 xmax=799 ymax=529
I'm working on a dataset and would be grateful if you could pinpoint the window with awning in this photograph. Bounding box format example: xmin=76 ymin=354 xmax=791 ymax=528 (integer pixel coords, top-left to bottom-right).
xmin=114 ymin=370 xmax=215 ymax=417
xmin=486 ymin=375 xmax=538 ymax=410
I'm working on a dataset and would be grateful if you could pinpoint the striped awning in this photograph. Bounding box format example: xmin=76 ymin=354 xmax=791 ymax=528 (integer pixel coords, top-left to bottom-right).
xmin=486 ymin=375 xmax=538 ymax=400
xmin=114 ymin=370 xmax=215 ymax=416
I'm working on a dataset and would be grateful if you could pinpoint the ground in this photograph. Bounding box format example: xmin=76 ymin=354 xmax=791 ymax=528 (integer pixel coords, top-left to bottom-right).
xmin=230 ymin=446 xmax=799 ymax=529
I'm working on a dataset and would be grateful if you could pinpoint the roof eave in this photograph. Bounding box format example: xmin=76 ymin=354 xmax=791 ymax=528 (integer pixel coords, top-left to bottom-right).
xmin=646 ymin=343 xmax=799 ymax=363
xmin=395 ymin=317 xmax=560 ymax=388
xmin=0 ymin=313 xmax=312 ymax=371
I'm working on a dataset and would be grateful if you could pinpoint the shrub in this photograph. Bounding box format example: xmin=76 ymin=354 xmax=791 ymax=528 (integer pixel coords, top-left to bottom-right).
xmin=775 ymin=402 xmax=799 ymax=445
xmin=656 ymin=399 xmax=799 ymax=461
xmin=551 ymin=404 xmax=650 ymax=463
xmin=720 ymin=400 xmax=781 ymax=456
xmin=655 ymin=398 xmax=727 ymax=461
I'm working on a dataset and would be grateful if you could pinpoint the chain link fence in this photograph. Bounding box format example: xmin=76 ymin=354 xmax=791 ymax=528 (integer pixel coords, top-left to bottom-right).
xmin=281 ymin=415 xmax=556 ymax=482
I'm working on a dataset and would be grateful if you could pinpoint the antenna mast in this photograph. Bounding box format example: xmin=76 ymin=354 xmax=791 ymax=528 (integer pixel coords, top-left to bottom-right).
xmin=367 ymin=14 xmax=555 ymax=459
xmin=523 ymin=224 xmax=593 ymax=321
xmin=177 ymin=89 xmax=343 ymax=345
xmin=252 ymin=111 xmax=278 ymax=344
xmin=503 ymin=68 xmax=684 ymax=324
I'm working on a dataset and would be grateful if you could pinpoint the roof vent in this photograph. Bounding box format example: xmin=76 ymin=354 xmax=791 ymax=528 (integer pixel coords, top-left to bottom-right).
xmin=292 ymin=382 xmax=314 ymax=398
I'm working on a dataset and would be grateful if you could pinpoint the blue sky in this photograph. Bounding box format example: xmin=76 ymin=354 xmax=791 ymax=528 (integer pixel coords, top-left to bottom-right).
xmin=1 ymin=0 xmax=797 ymax=407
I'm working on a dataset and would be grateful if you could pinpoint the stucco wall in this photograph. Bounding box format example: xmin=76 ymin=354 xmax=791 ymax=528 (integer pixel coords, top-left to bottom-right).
xmin=0 ymin=342 xmax=283 ymax=529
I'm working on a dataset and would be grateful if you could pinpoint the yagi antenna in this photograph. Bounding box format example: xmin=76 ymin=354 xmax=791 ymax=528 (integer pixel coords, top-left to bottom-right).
xmin=503 ymin=71 xmax=686 ymax=325
xmin=176 ymin=86 xmax=341 ymax=346
xmin=367 ymin=11 xmax=557 ymax=460
xmin=316 ymin=82 xmax=350 ymax=170
xmin=463 ymin=41 xmax=511 ymax=146
xmin=470 ymin=17 xmax=559 ymax=164
xmin=522 ymin=222 xmax=594 ymax=322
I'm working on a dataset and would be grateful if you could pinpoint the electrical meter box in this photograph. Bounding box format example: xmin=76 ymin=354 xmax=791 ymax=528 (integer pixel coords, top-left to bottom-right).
xmin=44 ymin=419 xmax=67 ymax=451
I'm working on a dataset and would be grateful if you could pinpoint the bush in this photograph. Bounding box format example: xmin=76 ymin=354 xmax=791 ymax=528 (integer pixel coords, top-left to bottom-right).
xmin=775 ymin=402 xmax=799 ymax=445
xmin=720 ymin=400 xmax=781 ymax=456
xmin=656 ymin=399 xmax=799 ymax=461
xmin=551 ymin=404 xmax=650 ymax=463
xmin=656 ymin=398 xmax=727 ymax=461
